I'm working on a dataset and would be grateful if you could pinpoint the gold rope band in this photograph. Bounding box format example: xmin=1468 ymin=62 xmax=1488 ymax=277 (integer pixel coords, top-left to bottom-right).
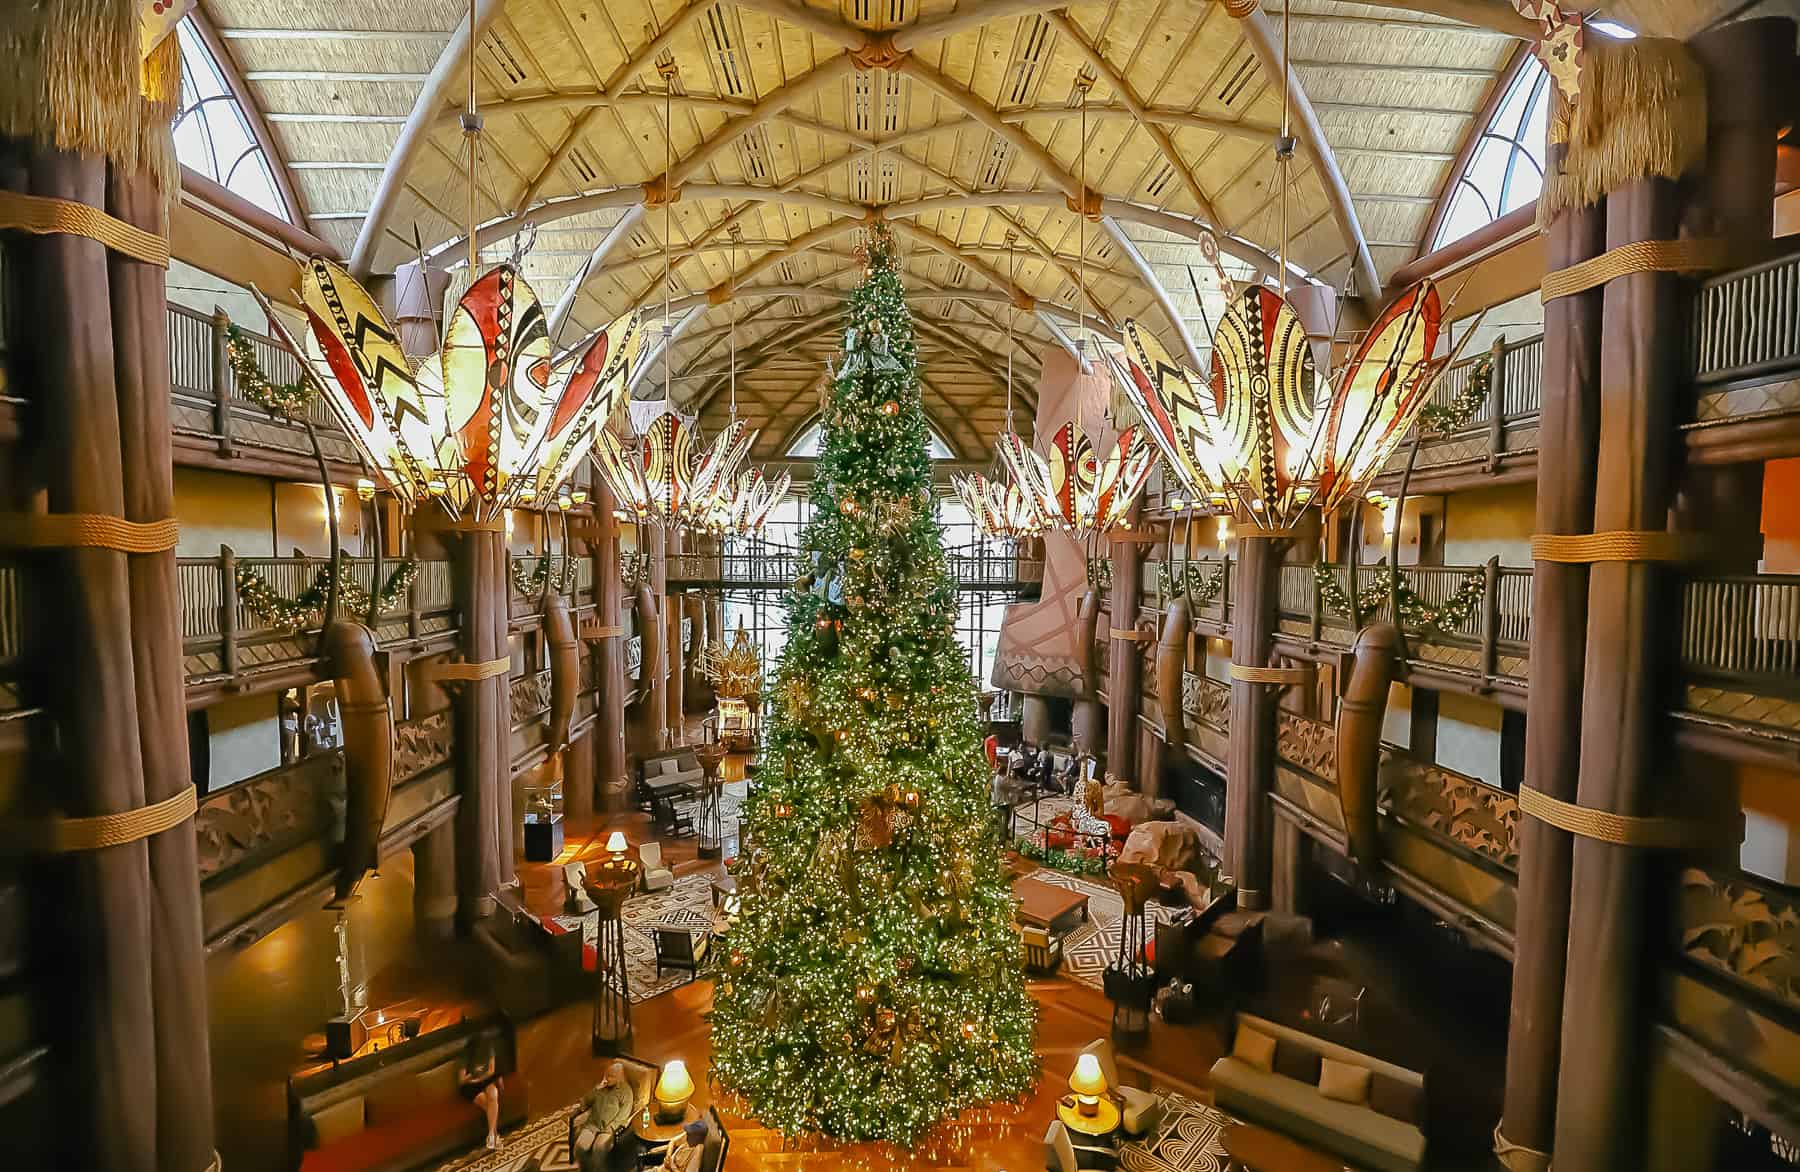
xmin=1230 ymin=664 xmax=1314 ymax=685
xmin=1540 ymin=237 xmax=1731 ymax=302
xmin=424 ymin=656 xmax=511 ymax=682
xmin=7 ymin=785 xmax=198 ymax=854
xmin=1519 ymin=786 xmax=1743 ymax=849
xmin=585 ymin=623 xmax=623 ymax=638
xmin=1108 ymin=627 xmax=1151 ymax=642
xmin=0 ymin=513 xmax=179 ymax=552
xmin=1531 ymin=530 xmax=1707 ymax=564
xmin=0 ymin=191 xmax=170 ymax=267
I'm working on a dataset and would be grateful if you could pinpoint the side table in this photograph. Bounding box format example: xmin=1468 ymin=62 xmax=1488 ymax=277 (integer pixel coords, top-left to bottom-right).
xmin=633 ymin=1103 xmax=702 ymax=1167
xmin=585 ymin=855 xmax=641 ymax=1056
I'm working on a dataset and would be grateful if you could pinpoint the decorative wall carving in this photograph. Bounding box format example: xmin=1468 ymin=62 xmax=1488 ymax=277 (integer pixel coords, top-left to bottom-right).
xmin=1276 ymin=711 xmax=1336 ymax=782
xmin=1377 ymin=754 xmax=1519 ymax=870
xmin=1180 ymin=671 xmax=1230 ymax=732
xmin=1679 ymin=867 xmax=1800 ymax=1014
xmin=626 ymin=635 xmax=643 ymax=679
xmin=194 ymin=752 xmax=344 ymax=882
xmin=511 ymin=669 xmax=553 ymax=727
xmin=394 ymin=711 xmax=453 ymax=783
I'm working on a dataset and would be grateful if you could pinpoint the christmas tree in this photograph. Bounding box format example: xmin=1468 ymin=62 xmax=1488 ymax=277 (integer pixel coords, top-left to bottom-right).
xmin=708 ymin=227 xmax=1037 ymax=1144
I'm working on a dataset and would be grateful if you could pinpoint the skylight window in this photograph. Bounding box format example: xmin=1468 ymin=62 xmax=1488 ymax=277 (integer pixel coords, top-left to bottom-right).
xmin=788 ymin=418 xmax=954 ymax=459
xmin=172 ymin=19 xmax=292 ymax=223
xmin=1430 ymin=54 xmax=1549 ymax=251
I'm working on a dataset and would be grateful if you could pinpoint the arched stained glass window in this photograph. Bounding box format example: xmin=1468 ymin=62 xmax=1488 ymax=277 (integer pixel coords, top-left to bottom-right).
xmin=173 ymin=19 xmax=292 ymax=223
xmin=1430 ymin=54 xmax=1550 ymax=250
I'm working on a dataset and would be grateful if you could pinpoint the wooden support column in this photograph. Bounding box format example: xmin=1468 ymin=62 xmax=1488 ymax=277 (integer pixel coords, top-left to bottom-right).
xmin=595 ymin=478 xmax=629 ymax=811
xmin=665 ymin=531 xmax=685 ymax=744
xmin=1550 ymin=172 xmax=1686 ymax=1172
xmin=1550 ymin=27 xmax=1790 ymax=1169
xmin=411 ymin=820 xmax=458 ymax=940
xmin=1225 ymin=534 xmax=1281 ymax=910
xmin=453 ymin=528 xmax=512 ymax=926
xmin=1272 ymin=816 xmax=1310 ymax=919
xmin=563 ymin=727 xmax=595 ymax=823
xmin=645 ymin=526 xmax=669 ymax=751
xmin=1500 ymin=130 xmax=1606 ymax=1172
xmin=1105 ymin=534 xmax=1145 ymax=784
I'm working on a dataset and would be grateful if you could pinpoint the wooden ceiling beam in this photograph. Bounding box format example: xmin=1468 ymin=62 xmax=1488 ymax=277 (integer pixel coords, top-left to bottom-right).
xmin=896 ymin=56 xmax=1086 ymax=203
xmin=350 ymin=0 xmax=505 ymax=276
xmin=1364 ymin=0 xmax=1535 ymax=38
xmin=891 ymin=0 xmax=1080 ymax=50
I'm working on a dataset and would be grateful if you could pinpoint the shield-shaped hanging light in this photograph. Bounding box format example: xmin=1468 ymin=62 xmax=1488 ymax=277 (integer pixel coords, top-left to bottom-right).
xmin=710 ymin=467 xmax=791 ymax=536
xmin=1115 ymin=279 xmax=1447 ymax=530
xmin=275 ymin=257 xmax=639 ymax=523
xmin=593 ymin=413 xmax=756 ymax=531
xmin=1013 ymin=422 xmax=1157 ymax=535
xmin=953 ymin=473 xmax=1045 ymax=540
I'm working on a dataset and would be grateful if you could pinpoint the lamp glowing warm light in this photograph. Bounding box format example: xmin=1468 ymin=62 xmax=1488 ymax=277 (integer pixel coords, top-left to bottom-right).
xmin=654 ymin=1060 xmax=695 ymax=1123
xmin=605 ymin=831 xmax=628 ymax=855
xmin=355 ymin=478 xmax=376 ymax=502
xmin=1069 ymin=1053 xmax=1107 ymax=1117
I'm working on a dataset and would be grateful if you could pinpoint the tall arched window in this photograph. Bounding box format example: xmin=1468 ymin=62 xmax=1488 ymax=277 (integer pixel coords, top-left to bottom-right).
xmin=786 ymin=418 xmax=955 ymax=459
xmin=1430 ymin=55 xmax=1550 ymax=250
xmin=172 ymin=19 xmax=292 ymax=222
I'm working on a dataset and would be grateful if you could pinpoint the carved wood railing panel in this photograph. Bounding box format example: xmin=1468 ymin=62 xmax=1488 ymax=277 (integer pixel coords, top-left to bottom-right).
xmin=509 ymin=668 xmax=553 ymax=728
xmin=1678 ymin=867 xmax=1800 ymax=1016
xmin=394 ymin=711 xmax=452 ymax=783
xmin=1377 ymin=753 xmax=1520 ymax=870
xmin=1692 ymin=250 xmax=1800 ymax=387
xmin=194 ymin=752 xmax=344 ymax=883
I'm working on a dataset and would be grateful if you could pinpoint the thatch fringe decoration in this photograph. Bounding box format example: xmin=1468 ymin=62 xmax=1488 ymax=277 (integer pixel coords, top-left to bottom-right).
xmin=0 ymin=0 xmax=181 ymax=195
xmin=1540 ymin=36 xmax=1707 ymax=219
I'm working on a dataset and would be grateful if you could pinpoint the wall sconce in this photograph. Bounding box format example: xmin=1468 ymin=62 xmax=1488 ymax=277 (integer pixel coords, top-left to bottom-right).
xmin=654 ymin=1059 xmax=694 ymax=1123
xmin=355 ymin=478 xmax=376 ymax=502
xmin=571 ymin=489 xmax=590 ymax=506
xmin=557 ymin=493 xmax=574 ymax=511
xmin=1217 ymin=518 xmax=1231 ymax=550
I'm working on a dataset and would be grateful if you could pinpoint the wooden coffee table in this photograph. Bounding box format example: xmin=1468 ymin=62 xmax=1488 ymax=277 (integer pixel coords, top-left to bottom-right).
xmin=1013 ymin=875 xmax=1090 ymax=938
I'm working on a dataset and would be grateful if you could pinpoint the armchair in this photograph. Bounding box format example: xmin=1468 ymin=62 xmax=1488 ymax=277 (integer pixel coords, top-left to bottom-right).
xmin=1021 ymin=925 xmax=1063 ymax=977
xmin=570 ymin=1057 xmax=657 ymax=1172
xmin=640 ymin=842 xmax=675 ymax=893
xmin=653 ymin=923 xmax=709 ymax=977
xmin=1079 ymin=1038 xmax=1164 ymax=1137
xmin=564 ymin=861 xmax=595 ymax=915
xmin=1044 ymin=1121 xmax=1118 ymax=1172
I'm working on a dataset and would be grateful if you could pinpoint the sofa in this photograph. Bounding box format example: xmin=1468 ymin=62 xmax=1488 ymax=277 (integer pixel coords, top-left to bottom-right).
xmin=473 ymin=892 xmax=588 ymax=1020
xmin=288 ymin=1014 xmax=528 ymax=1172
xmin=639 ymin=750 xmax=704 ymax=835
xmin=1209 ymin=1013 xmax=1426 ymax=1172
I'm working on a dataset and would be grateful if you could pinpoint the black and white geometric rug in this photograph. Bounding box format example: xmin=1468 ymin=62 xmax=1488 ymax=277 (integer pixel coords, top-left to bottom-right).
xmin=1026 ymin=869 xmax=1182 ymax=992
xmin=552 ymin=871 xmax=719 ymax=1003
xmin=1120 ymin=1094 xmax=1241 ymax=1172
xmin=435 ymin=1103 xmax=579 ymax=1171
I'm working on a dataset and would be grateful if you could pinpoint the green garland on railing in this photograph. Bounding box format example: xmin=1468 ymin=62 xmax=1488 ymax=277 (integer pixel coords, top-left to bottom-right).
xmin=1012 ymin=836 xmax=1108 ymax=877
xmin=225 ymin=322 xmax=318 ymax=416
xmin=510 ymin=556 xmax=575 ymax=597
xmin=1416 ymin=354 xmax=1493 ymax=434
xmin=1160 ymin=561 xmax=1227 ymax=606
xmin=237 ymin=557 xmax=420 ymax=634
xmin=1314 ymin=562 xmax=1485 ymax=636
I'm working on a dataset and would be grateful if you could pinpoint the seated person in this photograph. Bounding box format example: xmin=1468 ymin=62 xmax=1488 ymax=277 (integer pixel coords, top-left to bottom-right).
xmin=659 ymin=1120 xmax=709 ymax=1172
xmin=574 ymin=1062 xmax=637 ymax=1167
xmin=459 ymin=1038 xmax=506 ymax=1151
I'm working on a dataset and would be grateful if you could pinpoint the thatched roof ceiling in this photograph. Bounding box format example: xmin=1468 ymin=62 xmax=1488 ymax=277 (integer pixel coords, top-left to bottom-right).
xmin=203 ymin=0 xmax=1558 ymax=454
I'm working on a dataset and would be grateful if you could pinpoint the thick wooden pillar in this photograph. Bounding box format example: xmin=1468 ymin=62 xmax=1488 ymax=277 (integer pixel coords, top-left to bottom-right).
xmin=563 ymin=727 xmax=595 ymax=823
xmin=644 ymin=526 xmax=669 ymax=750
xmin=1499 ymin=133 xmax=1606 ymax=1170
xmin=595 ymin=479 xmax=629 ymax=811
xmin=1225 ymin=535 xmax=1281 ymax=909
xmin=1272 ymin=816 xmax=1310 ymax=918
xmin=1105 ymin=536 xmax=1145 ymax=782
xmin=411 ymin=820 xmax=458 ymax=940
xmin=1550 ymin=173 xmax=1686 ymax=1172
xmin=453 ymin=528 xmax=512 ymax=926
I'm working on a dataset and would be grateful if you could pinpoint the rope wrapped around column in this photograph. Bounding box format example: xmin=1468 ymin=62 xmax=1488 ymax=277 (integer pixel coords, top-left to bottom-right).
xmin=2 ymin=785 xmax=198 ymax=853
xmin=422 ymin=656 xmax=511 ymax=682
xmin=0 ymin=512 xmax=179 ymax=552
xmin=1229 ymin=664 xmax=1313 ymax=685
xmin=1529 ymin=530 xmax=1751 ymax=564
xmin=1519 ymin=786 xmax=1743 ymax=849
xmin=1539 ymin=237 xmax=1733 ymax=302
xmin=0 ymin=190 xmax=171 ymax=267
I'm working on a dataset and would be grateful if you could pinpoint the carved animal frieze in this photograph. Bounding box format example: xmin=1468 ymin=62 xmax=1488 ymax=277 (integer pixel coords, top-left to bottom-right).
xmin=394 ymin=710 xmax=453 ymax=783
xmin=1180 ymin=671 xmax=1230 ymax=732
xmin=510 ymin=668 xmax=553 ymax=727
xmin=194 ymin=752 xmax=343 ymax=881
xmin=1276 ymin=711 xmax=1336 ymax=782
xmin=1679 ymin=867 xmax=1800 ymax=1013
xmin=1377 ymin=754 xmax=1520 ymax=870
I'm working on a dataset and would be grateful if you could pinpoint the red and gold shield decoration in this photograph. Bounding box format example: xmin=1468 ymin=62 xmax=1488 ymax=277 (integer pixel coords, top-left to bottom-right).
xmin=1207 ymin=284 xmax=1321 ymax=530
xmin=1312 ymin=280 xmax=1443 ymax=513
xmin=1108 ymin=322 xmax=1231 ymax=506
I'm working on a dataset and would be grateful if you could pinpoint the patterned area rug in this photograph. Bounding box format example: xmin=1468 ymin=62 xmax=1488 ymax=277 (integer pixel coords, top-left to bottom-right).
xmin=553 ymin=871 xmax=720 ymax=1003
xmin=435 ymin=1104 xmax=579 ymax=1171
xmin=1121 ymin=1094 xmax=1242 ymax=1172
xmin=1026 ymin=869 xmax=1182 ymax=992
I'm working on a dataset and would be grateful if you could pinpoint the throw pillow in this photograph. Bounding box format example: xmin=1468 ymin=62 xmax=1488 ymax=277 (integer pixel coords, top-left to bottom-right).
xmin=1231 ymin=1024 xmax=1277 ymax=1072
xmin=1318 ymin=1058 xmax=1373 ymax=1105
xmin=1272 ymin=1040 xmax=1322 ymax=1085
xmin=311 ymin=1096 xmax=365 ymax=1146
xmin=363 ymin=1076 xmax=423 ymax=1125
xmin=1368 ymin=1073 xmax=1426 ymax=1127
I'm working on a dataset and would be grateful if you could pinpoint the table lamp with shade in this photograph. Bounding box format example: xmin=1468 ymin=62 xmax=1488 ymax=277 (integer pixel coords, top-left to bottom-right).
xmin=1069 ymin=1052 xmax=1108 ymax=1117
xmin=606 ymin=831 xmax=628 ymax=856
xmin=655 ymin=1059 xmax=695 ymax=1123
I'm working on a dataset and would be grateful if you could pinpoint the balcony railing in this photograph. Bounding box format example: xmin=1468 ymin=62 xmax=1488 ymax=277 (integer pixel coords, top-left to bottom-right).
xmin=667 ymin=542 xmax=1041 ymax=594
